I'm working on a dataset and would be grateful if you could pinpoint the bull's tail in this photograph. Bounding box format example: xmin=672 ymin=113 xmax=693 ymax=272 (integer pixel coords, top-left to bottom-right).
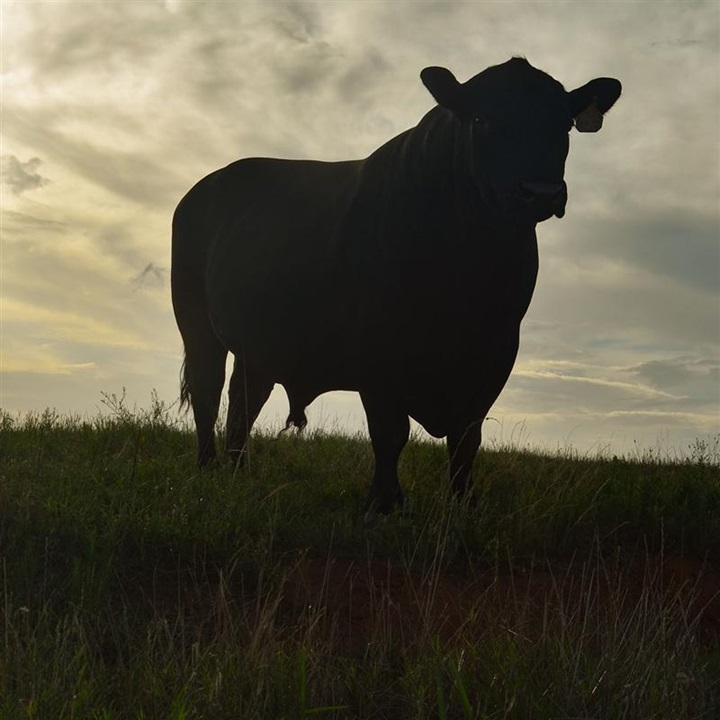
xmin=179 ymin=355 xmax=191 ymax=412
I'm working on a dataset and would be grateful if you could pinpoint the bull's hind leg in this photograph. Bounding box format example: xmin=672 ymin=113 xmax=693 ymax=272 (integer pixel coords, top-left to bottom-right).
xmin=183 ymin=336 xmax=227 ymax=467
xmin=360 ymin=390 xmax=410 ymax=520
xmin=226 ymin=354 xmax=274 ymax=465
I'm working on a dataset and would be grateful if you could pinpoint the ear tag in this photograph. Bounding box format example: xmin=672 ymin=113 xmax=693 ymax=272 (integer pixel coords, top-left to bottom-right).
xmin=575 ymin=99 xmax=603 ymax=133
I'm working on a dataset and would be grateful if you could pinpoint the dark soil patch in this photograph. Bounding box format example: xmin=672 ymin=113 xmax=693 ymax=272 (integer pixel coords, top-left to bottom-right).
xmin=282 ymin=553 xmax=720 ymax=650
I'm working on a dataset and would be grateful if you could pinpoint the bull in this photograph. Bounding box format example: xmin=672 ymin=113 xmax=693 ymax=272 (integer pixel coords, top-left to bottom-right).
xmin=171 ymin=57 xmax=621 ymax=518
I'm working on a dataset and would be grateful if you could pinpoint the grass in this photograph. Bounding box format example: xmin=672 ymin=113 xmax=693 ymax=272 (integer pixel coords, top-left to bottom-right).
xmin=1 ymin=398 xmax=719 ymax=718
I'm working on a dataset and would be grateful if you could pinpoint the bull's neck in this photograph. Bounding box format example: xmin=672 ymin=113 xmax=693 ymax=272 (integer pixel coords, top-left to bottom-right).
xmin=344 ymin=109 xmax=539 ymax=267
xmin=367 ymin=110 xmax=531 ymax=242
xmin=381 ymin=112 xmax=468 ymax=222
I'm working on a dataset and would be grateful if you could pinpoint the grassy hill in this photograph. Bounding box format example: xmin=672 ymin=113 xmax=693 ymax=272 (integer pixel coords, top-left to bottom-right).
xmin=1 ymin=402 xmax=719 ymax=719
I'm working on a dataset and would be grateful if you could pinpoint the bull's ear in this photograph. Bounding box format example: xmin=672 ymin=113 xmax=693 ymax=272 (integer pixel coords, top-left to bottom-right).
xmin=569 ymin=77 xmax=622 ymax=132
xmin=421 ymin=66 xmax=467 ymax=116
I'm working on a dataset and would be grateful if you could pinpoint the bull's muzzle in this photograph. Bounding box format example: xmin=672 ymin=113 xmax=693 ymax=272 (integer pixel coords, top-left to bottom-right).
xmin=518 ymin=180 xmax=568 ymax=219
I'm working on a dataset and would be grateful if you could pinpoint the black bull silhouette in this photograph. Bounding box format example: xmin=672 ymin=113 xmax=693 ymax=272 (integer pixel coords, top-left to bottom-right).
xmin=172 ymin=57 xmax=621 ymax=518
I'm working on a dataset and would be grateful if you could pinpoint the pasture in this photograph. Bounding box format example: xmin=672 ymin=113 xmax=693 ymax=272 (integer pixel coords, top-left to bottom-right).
xmin=1 ymin=399 xmax=719 ymax=719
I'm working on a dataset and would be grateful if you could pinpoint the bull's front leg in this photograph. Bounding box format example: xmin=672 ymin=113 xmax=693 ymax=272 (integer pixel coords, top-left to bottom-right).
xmin=360 ymin=390 xmax=410 ymax=521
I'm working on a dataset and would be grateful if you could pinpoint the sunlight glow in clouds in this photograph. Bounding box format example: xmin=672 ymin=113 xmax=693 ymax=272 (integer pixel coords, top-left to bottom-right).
xmin=1 ymin=1 xmax=718 ymax=456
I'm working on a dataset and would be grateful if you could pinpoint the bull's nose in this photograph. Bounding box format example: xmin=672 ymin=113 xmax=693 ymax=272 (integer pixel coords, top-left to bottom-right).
xmin=518 ymin=180 xmax=567 ymax=218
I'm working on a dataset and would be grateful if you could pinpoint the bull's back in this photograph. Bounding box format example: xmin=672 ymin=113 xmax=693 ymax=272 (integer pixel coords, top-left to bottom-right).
xmin=173 ymin=156 xmax=360 ymax=271
xmin=176 ymin=157 xmax=363 ymax=379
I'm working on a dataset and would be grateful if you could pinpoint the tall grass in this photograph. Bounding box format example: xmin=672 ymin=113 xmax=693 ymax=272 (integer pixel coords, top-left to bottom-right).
xmin=1 ymin=401 xmax=718 ymax=718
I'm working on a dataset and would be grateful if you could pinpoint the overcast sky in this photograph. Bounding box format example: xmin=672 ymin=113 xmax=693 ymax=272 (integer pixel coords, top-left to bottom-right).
xmin=1 ymin=0 xmax=718 ymax=458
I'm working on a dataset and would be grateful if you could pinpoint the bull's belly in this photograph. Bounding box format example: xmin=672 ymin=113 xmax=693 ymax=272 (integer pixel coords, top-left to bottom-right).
xmin=209 ymin=290 xmax=361 ymax=392
xmin=210 ymin=274 xmax=522 ymax=438
xmin=400 ymin=332 xmax=520 ymax=438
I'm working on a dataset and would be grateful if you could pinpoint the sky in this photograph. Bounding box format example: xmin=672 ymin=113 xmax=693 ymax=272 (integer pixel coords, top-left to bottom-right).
xmin=1 ymin=0 xmax=718 ymax=459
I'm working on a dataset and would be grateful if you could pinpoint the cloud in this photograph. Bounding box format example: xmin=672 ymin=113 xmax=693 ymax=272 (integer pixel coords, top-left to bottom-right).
xmin=1 ymin=336 xmax=97 ymax=376
xmin=529 ymin=214 xmax=719 ymax=353
xmin=273 ymin=2 xmax=324 ymax=44
xmin=2 ymin=210 xmax=65 ymax=237
xmin=649 ymin=38 xmax=704 ymax=48
xmin=163 ymin=0 xmax=183 ymax=14
xmin=1 ymin=0 xmax=717 ymax=457
xmin=3 ymin=298 xmax=150 ymax=350
xmin=3 ymin=106 xmax=185 ymax=208
xmin=1 ymin=155 xmax=50 ymax=194
xmin=131 ymin=263 xmax=167 ymax=289
xmin=550 ymin=207 xmax=719 ymax=298
xmin=628 ymin=357 xmax=720 ymax=400
xmin=514 ymin=367 xmax=681 ymax=402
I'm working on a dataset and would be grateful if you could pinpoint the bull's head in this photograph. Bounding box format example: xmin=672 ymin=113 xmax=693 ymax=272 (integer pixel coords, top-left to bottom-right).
xmin=421 ymin=58 xmax=621 ymax=224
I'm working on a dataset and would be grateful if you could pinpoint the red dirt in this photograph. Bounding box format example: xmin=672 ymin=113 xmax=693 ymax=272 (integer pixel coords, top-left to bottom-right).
xmin=282 ymin=553 xmax=720 ymax=650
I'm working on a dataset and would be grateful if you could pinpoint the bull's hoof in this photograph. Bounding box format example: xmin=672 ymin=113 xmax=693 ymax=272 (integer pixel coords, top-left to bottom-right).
xmin=226 ymin=449 xmax=245 ymax=469
xmin=197 ymin=454 xmax=220 ymax=470
xmin=363 ymin=509 xmax=381 ymax=529
xmin=362 ymin=494 xmax=408 ymax=528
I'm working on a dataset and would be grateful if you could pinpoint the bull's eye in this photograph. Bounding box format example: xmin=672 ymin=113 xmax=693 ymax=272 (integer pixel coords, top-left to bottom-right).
xmin=473 ymin=115 xmax=489 ymax=132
